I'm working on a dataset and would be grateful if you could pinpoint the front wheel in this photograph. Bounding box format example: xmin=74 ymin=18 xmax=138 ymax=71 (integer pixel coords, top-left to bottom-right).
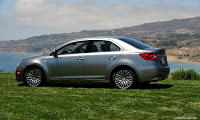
xmin=113 ymin=69 xmax=136 ymax=89
xmin=24 ymin=67 xmax=45 ymax=87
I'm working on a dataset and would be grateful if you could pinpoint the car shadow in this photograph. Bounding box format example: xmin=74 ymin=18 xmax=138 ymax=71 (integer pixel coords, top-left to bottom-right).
xmin=132 ymin=83 xmax=174 ymax=89
xmin=18 ymin=83 xmax=173 ymax=89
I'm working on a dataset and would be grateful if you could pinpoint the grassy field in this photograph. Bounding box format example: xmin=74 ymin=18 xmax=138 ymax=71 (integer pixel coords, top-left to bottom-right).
xmin=0 ymin=72 xmax=200 ymax=120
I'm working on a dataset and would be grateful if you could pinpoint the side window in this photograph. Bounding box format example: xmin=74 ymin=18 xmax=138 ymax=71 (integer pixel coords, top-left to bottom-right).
xmin=110 ymin=43 xmax=120 ymax=51
xmin=90 ymin=41 xmax=120 ymax=52
xmin=91 ymin=41 xmax=109 ymax=52
xmin=57 ymin=41 xmax=88 ymax=55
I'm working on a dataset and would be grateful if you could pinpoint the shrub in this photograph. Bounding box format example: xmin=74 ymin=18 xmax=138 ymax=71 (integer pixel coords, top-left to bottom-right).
xmin=171 ymin=68 xmax=200 ymax=80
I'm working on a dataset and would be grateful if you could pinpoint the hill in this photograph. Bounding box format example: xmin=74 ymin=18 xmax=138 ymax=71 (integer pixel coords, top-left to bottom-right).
xmin=0 ymin=17 xmax=200 ymax=62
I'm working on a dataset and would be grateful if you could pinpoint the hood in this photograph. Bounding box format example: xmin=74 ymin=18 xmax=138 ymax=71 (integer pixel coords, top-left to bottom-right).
xmin=23 ymin=54 xmax=45 ymax=62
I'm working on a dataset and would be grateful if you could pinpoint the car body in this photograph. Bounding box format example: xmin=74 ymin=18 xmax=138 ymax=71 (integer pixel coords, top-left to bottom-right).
xmin=16 ymin=36 xmax=170 ymax=89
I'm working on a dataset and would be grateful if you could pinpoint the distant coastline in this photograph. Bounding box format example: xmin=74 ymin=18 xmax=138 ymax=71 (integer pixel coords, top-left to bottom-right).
xmin=167 ymin=59 xmax=200 ymax=64
xmin=167 ymin=55 xmax=200 ymax=63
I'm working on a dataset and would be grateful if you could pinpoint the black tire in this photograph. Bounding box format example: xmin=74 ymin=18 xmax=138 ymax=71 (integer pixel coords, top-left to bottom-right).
xmin=24 ymin=67 xmax=45 ymax=87
xmin=112 ymin=69 xmax=136 ymax=89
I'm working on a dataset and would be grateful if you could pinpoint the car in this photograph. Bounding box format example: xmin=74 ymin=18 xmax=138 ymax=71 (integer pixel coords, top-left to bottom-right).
xmin=16 ymin=36 xmax=170 ymax=89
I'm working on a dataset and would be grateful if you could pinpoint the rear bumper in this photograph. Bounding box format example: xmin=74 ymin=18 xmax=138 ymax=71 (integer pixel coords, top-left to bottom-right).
xmin=138 ymin=65 xmax=170 ymax=82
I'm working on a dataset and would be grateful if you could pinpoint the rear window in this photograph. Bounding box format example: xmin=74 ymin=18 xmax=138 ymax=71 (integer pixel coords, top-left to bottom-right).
xmin=119 ymin=38 xmax=151 ymax=49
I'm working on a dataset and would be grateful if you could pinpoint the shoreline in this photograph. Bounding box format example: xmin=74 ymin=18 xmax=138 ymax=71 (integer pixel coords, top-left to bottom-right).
xmin=0 ymin=52 xmax=40 ymax=54
xmin=168 ymin=60 xmax=200 ymax=64
xmin=166 ymin=55 xmax=200 ymax=64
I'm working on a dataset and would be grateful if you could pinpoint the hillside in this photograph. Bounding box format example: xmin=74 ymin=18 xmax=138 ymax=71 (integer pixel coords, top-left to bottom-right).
xmin=0 ymin=17 xmax=200 ymax=62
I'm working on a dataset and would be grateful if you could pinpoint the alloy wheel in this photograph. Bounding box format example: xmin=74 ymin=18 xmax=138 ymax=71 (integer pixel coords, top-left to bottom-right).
xmin=25 ymin=68 xmax=43 ymax=87
xmin=113 ymin=70 xmax=134 ymax=89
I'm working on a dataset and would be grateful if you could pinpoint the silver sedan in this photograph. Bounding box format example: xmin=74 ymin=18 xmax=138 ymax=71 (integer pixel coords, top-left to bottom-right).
xmin=16 ymin=36 xmax=170 ymax=89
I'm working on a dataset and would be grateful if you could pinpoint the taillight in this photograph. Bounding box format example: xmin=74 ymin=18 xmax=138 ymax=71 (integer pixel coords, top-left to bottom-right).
xmin=139 ymin=52 xmax=159 ymax=61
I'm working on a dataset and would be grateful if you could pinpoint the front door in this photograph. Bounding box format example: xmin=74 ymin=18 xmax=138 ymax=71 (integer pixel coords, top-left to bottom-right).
xmin=48 ymin=41 xmax=88 ymax=82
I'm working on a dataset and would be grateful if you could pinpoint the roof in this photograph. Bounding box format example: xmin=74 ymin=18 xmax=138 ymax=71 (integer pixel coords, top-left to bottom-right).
xmin=92 ymin=36 xmax=127 ymax=39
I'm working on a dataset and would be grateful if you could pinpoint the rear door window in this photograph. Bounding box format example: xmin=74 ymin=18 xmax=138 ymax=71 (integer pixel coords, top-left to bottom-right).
xmin=89 ymin=41 xmax=120 ymax=52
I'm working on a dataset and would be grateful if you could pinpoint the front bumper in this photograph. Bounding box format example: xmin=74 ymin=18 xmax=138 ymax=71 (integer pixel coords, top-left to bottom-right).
xmin=15 ymin=66 xmax=25 ymax=82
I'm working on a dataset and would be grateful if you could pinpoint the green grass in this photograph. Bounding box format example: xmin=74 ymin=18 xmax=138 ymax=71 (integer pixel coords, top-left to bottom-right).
xmin=0 ymin=72 xmax=200 ymax=120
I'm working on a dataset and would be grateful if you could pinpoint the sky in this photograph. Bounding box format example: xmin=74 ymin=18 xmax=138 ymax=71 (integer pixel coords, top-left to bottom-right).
xmin=0 ymin=0 xmax=200 ymax=41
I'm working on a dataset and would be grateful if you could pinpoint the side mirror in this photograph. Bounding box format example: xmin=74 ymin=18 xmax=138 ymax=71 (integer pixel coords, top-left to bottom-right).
xmin=52 ymin=50 xmax=58 ymax=57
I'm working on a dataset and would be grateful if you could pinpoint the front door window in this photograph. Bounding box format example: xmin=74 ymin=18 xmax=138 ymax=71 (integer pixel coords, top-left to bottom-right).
xmin=57 ymin=41 xmax=88 ymax=55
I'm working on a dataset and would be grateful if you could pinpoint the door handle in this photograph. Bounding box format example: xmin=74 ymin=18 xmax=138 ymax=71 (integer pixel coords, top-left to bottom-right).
xmin=109 ymin=56 xmax=117 ymax=60
xmin=77 ymin=57 xmax=84 ymax=61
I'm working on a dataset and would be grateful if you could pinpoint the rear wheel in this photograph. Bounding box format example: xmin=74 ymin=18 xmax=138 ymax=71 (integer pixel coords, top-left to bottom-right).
xmin=24 ymin=67 xmax=44 ymax=87
xmin=113 ymin=69 xmax=136 ymax=89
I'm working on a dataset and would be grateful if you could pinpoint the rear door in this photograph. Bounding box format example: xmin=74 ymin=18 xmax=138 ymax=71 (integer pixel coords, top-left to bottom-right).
xmin=84 ymin=40 xmax=122 ymax=82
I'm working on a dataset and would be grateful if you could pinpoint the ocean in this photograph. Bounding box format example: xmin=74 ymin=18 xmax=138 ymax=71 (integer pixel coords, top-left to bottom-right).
xmin=0 ymin=52 xmax=200 ymax=74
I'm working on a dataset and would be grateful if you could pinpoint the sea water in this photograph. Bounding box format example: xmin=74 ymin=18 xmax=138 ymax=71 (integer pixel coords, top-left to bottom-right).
xmin=0 ymin=52 xmax=200 ymax=74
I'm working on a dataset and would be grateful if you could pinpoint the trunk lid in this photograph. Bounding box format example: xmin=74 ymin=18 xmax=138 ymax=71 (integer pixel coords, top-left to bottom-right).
xmin=143 ymin=48 xmax=168 ymax=66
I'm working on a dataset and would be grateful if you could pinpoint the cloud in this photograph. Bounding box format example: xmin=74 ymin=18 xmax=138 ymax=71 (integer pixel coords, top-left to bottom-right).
xmin=13 ymin=0 xmax=200 ymax=32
